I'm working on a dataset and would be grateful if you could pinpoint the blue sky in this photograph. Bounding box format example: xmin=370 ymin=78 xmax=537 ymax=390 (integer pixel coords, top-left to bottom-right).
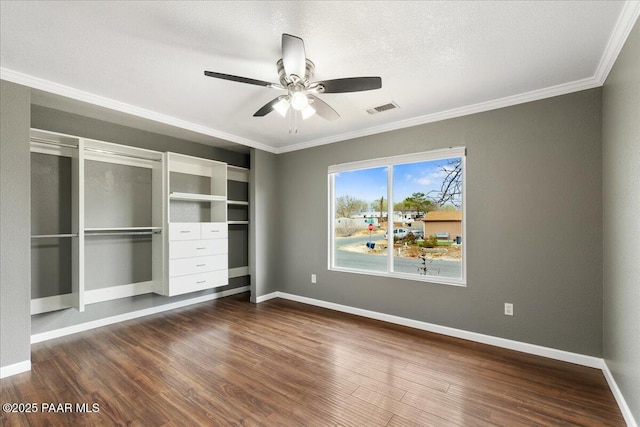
xmin=334 ymin=157 xmax=460 ymax=206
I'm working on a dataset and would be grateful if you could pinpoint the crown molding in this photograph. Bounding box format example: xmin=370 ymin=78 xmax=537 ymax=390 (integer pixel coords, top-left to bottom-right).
xmin=594 ymin=0 xmax=640 ymax=85
xmin=0 ymin=67 xmax=278 ymax=154
xmin=274 ymin=76 xmax=602 ymax=154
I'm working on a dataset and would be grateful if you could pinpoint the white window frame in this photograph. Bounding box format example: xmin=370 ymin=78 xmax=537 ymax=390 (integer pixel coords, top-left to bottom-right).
xmin=328 ymin=147 xmax=466 ymax=286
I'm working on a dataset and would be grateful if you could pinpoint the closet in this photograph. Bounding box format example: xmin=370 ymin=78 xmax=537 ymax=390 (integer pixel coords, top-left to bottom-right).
xmin=82 ymin=139 xmax=164 ymax=309
xmin=30 ymin=129 xmax=248 ymax=314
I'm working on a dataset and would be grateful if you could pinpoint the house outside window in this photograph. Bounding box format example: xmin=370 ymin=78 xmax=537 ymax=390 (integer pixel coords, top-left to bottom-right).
xmin=328 ymin=147 xmax=466 ymax=286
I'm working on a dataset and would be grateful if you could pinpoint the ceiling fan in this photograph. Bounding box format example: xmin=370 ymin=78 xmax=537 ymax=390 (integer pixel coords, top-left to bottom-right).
xmin=204 ymin=33 xmax=382 ymax=124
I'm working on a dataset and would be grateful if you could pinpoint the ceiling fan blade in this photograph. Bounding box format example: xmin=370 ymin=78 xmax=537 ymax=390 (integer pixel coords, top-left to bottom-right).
xmin=315 ymin=77 xmax=382 ymax=93
xmin=253 ymin=97 xmax=283 ymax=117
xmin=282 ymin=34 xmax=306 ymax=79
xmin=308 ymin=95 xmax=340 ymax=121
xmin=204 ymin=71 xmax=275 ymax=87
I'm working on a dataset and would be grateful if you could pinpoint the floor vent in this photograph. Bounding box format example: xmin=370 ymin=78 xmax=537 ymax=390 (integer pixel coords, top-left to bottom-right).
xmin=367 ymin=102 xmax=399 ymax=115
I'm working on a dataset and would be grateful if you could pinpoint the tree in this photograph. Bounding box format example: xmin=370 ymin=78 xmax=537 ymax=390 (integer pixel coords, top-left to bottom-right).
xmin=337 ymin=218 xmax=357 ymax=237
xmin=371 ymin=197 xmax=388 ymax=224
xmin=403 ymin=192 xmax=435 ymax=217
xmin=429 ymin=158 xmax=462 ymax=208
xmin=335 ymin=195 xmax=367 ymax=218
xmin=394 ymin=201 xmax=407 ymax=218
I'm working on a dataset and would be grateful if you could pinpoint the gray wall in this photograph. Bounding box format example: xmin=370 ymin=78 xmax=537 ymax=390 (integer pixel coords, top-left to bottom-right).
xmin=0 ymin=81 xmax=32 ymax=367
xmin=603 ymin=20 xmax=640 ymax=421
xmin=277 ymin=88 xmax=603 ymax=356
xmin=249 ymin=148 xmax=280 ymax=301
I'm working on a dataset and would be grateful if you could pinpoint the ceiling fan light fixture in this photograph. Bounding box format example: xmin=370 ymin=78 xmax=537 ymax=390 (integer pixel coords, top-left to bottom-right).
xmin=301 ymin=104 xmax=316 ymax=120
xmin=290 ymin=90 xmax=309 ymax=111
xmin=273 ymin=97 xmax=290 ymax=117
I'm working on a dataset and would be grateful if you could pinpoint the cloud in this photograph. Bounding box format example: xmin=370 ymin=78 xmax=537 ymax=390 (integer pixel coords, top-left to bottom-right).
xmin=415 ymin=177 xmax=432 ymax=185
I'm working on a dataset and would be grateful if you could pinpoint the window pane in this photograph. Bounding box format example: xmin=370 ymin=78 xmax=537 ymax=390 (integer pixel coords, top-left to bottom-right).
xmin=391 ymin=157 xmax=463 ymax=279
xmin=333 ymin=166 xmax=388 ymax=272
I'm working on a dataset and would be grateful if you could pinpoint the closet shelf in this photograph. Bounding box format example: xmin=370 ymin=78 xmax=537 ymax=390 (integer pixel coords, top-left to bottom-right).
xmin=170 ymin=192 xmax=227 ymax=202
xmin=227 ymin=221 xmax=250 ymax=225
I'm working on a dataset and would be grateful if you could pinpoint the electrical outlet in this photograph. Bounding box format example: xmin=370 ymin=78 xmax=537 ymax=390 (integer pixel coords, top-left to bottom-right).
xmin=504 ymin=303 xmax=513 ymax=316
xmin=311 ymin=274 xmax=317 ymax=284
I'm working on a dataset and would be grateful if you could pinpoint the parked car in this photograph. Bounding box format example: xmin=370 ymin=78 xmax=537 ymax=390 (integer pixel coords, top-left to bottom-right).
xmin=410 ymin=229 xmax=424 ymax=239
xmin=384 ymin=228 xmax=410 ymax=239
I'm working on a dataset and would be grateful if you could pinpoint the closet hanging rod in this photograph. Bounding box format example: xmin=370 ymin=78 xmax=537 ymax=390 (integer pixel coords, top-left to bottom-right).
xmin=30 ymin=138 xmax=78 ymax=149
xmin=84 ymin=147 xmax=162 ymax=163
xmin=84 ymin=230 xmax=162 ymax=237
xmin=31 ymin=233 xmax=78 ymax=239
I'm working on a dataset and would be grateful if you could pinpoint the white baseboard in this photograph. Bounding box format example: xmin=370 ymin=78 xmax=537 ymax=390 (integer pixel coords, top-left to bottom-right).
xmin=0 ymin=359 xmax=31 ymax=379
xmin=267 ymin=292 xmax=604 ymax=369
xmin=603 ymin=361 xmax=638 ymax=427
xmin=30 ymin=286 xmax=249 ymax=344
xmin=255 ymin=291 xmax=279 ymax=303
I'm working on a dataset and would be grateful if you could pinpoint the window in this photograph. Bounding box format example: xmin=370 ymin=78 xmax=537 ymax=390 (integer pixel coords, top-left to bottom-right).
xmin=329 ymin=147 xmax=466 ymax=286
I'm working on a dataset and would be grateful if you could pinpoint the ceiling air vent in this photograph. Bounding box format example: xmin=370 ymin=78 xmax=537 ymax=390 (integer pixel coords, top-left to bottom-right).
xmin=367 ymin=102 xmax=399 ymax=115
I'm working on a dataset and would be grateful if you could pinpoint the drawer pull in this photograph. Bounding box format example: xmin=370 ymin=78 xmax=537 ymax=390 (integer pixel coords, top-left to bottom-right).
xmin=196 ymin=280 xmax=206 ymax=284
xmin=179 ymin=230 xmax=191 ymax=233
xmin=196 ymin=264 xmax=206 ymax=267
xmin=209 ymin=230 xmax=220 ymax=233
xmin=196 ymin=247 xmax=206 ymax=250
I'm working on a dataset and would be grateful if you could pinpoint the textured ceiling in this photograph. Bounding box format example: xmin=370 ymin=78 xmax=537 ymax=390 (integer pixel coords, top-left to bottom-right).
xmin=1 ymin=1 xmax=638 ymax=153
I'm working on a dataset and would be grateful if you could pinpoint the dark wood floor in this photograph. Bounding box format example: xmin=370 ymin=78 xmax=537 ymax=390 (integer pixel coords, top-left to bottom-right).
xmin=1 ymin=292 xmax=624 ymax=426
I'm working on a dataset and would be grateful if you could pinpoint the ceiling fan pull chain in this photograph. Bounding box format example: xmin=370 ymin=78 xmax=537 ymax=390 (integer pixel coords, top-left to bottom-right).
xmin=288 ymin=107 xmax=299 ymax=133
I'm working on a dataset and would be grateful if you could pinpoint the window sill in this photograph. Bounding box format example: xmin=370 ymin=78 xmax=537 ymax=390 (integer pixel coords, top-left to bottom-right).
xmin=329 ymin=266 xmax=467 ymax=287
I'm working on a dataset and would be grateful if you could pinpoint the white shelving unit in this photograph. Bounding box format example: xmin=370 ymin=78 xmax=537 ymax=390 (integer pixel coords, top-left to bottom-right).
xmin=157 ymin=152 xmax=229 ymax=296
xmin=227 ymin=165 xmax=250 ymax=279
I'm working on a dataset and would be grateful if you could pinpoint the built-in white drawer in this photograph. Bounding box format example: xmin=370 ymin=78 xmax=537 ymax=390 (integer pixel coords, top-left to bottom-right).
xmin=169 ymin=254 xmax=228 ymax=277
xmin=201 ymin=222 xmax=228 ymax=239
xmin=169 ymin=223 xmax=200 ymax=241
xmin=169 ymin=239 xmax=227 ymax=259
xmin=168 ymin=270 xmax=228 ymax=296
